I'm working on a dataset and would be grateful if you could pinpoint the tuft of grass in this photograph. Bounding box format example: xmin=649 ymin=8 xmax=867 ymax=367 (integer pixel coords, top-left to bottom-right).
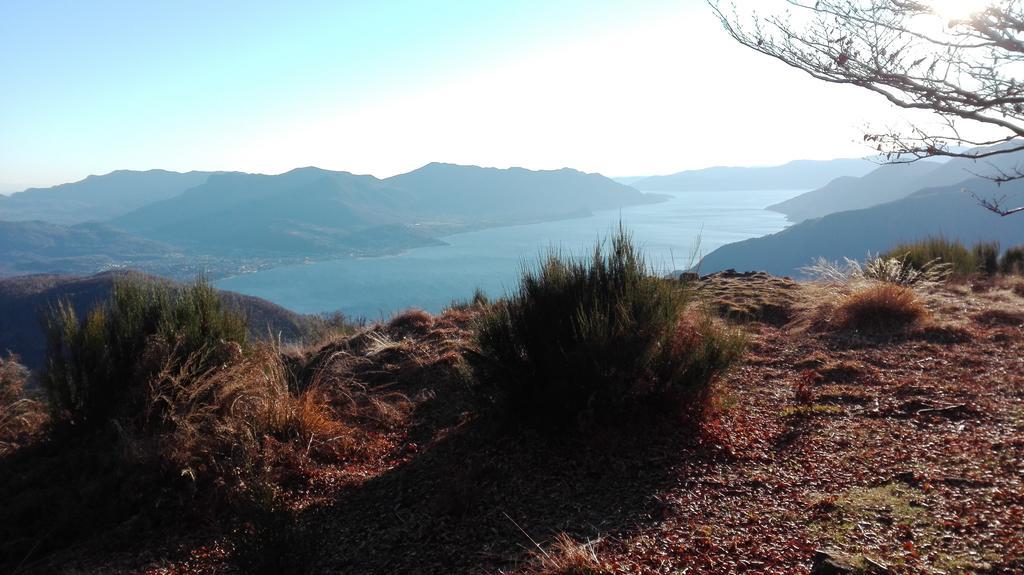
xmin=831 ymin=284 xmax=927 ymax=333
xmin=804 ymin=254 xmax=950 ymax=288
xmin=531 ymin=533 xmax=610 ymax=575
xmin=1000 ymin=245 xmax=1024 ymax=275
xmin=153 ymin=345 xmax=350 ymax=500
xmin=476 ymin=227 xmax=743 ymax=429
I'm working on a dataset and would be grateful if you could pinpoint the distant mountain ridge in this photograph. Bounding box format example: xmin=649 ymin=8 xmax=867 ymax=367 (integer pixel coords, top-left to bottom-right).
xmin=630 ymin=158 xmax=876 ymax=191
xmin=1 ymin=163 xmax=662 ymax=278
xmin=699 ymin=177 xmax=1024 ymax=277
xmin=768 ymin=142 xmax=1024 ymax=222
xmin=111 ymin=164 xmax=659 ymax=257
xmin=0 ymin=170 xmax=218 ymax=224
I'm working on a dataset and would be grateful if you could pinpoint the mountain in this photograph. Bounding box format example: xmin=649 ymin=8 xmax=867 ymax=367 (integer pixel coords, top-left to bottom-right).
xmin=386 ymin=163 xmax=659 ymax=221
xmin=0 ymin=170 xmax=216 ymax=224
xmin=112 ymin=164 xmax=660 ymax=257
xmin=698 ymin=177 xmax=1024 ymax=277
xmin=630 ymin=159 xmax=876 ymax=191
xmin=0 ymin=221 xmax=180 ymax=277
xmin=767 ymin=162 xmax=943 ymax=222
xmin=768 ymin=143 xmax=1024 ymax=222
xmin=0 ymin=271 xmax=313 ymax=372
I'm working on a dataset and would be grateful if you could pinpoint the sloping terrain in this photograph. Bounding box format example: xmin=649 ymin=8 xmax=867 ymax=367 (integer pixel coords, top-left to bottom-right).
xmin=0 ymin=221 xmax=182 ymax=277
xmin=699 ymin=179 xmax=1024 ymax=277
xmin=10 ymin=274 xmax=1020 ymax=574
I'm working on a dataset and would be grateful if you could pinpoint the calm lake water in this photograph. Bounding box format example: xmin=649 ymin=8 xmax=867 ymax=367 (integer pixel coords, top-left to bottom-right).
xmin=215 ymin=189 xmax=804 ymax=318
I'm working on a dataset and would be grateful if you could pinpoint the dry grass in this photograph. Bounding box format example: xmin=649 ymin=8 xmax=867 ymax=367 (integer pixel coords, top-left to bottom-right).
xmin=694 ymin=271 xmax=801 ymax=325
xmin=830 ymin=283 xmax=928 ymax=333
xmin=531 ymin=533 xmax=609 ymax=575
xmin=0 ymin=355 xmax=46 ymax=457
xmin=151 ymin=344 xmax=353 ymax=499
xmin=387 ymin=308 xmax=435 ymax=338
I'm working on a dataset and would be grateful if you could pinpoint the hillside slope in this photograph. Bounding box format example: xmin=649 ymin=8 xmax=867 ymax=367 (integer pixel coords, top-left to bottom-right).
xmin=769 ymin=143 xmax=1024 ymax=222
xmin=0 ymin=271 xmax=313 ymax=371
xmin=8 ymin=274 xmax=1021 ymax=573
xmin=631 ymin=158 xmax=875 ymax=191
xmin=0 ymin=170 xmax=216 ymax=224
xmin=0 ymin=221 xmax=181 ymax=277
xmin=700 ymin=178 xmax=1024 ymax=276
xmin=767 ymin=162 xmax=942 ymax=222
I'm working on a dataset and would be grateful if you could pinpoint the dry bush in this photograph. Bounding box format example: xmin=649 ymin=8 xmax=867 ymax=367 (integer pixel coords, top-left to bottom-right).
xmin=0 ymin=355 xmax=46 ymax=457
xmin=151 ymin=344 xmax=352 ymax=500
xmin=531 ymin=533 xmax=609 ymax=575
xmin=831 ymin=284 xmax=928 ymax=333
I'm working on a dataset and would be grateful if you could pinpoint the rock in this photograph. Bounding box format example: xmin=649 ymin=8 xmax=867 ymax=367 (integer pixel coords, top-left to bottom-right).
xmin=811 ymin=550 xmax=858 ymax=575
xmin=678 ymin=272 xmax=700 ymax=283
xmin=811 ymin=550 xmax=891 ymax=575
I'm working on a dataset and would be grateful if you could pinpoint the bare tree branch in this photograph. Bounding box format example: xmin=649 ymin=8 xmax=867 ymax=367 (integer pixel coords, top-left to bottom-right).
xmin=709 ymin=0 xmax=1024 ymax=215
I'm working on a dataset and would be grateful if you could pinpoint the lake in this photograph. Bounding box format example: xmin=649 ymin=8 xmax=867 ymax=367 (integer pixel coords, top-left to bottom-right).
xmin=215 ymin=189 xmax=804 ymax=318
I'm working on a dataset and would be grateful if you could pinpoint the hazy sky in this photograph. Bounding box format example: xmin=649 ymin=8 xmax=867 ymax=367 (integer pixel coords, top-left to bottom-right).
xmin=1 ymin=0 xmax=910 ymax=192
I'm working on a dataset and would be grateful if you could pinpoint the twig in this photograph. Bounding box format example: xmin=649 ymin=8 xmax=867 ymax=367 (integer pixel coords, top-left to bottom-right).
xmin=916 ymin=404 xmax=967 ymax=416
xmin=502 ymin=511 xmax=548 ymax=558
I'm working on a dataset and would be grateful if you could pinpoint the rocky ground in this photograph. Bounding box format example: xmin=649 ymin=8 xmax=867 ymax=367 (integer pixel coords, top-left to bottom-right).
xmin=10 ymin=274 xmax=1024 ymax=574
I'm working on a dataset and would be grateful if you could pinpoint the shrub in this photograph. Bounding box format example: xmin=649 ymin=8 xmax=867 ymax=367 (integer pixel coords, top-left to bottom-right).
xmin=973 ymin=242 xmax=1001 ymax=276
xmin=41 ymin=277 xmax=247 ymax=429
xmin=883 ymin=236 xmax=978 ymax=277
xmin=1000 ymin=245 xmax=1024 ymax=275
xmin=832 ymin=284 xmax=927 ymax=333
xmin=476 ymin=228 xmax=742 ymax=428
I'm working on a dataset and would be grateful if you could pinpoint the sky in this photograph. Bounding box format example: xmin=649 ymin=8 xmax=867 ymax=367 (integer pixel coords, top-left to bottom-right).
xmin=1 ymin=0 xmax=914 ymax=192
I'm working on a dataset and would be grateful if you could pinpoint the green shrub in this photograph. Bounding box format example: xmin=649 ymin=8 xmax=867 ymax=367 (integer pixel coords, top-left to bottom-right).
xmin=476 ymin=228 xmax=742 ymax=428
xmin=883 ymin=237 xmax=978 ymax=277
xmin=41 ymin=277 xmax=248 ymax=429
xmin=973 ymin=242 xmax=1001 ymax=276
xmin=1000 ymin=245 xmax=1024 ymax=275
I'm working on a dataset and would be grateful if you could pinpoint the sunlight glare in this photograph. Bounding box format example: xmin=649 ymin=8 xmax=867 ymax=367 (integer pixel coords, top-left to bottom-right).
xmin=929 ymin=0 xmax=992 ymax=21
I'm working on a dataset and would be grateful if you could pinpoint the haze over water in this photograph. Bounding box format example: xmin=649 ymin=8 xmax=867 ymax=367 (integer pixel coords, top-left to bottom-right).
xmin=215 ymin=189 xmax=803 ymax=319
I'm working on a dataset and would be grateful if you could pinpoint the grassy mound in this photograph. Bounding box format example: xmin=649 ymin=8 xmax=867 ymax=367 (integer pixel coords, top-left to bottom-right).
xmin=832 ymin=283 xmax=927 ymax=333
